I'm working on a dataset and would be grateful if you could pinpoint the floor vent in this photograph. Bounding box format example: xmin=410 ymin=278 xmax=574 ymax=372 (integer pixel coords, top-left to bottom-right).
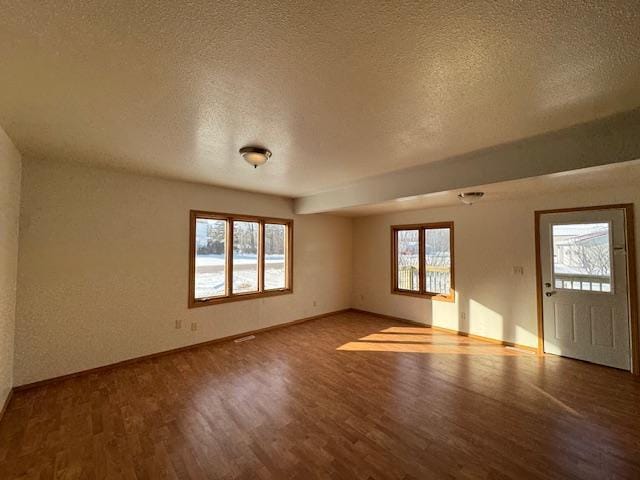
xmin=234 ymin=335 xmax=256 ymax=343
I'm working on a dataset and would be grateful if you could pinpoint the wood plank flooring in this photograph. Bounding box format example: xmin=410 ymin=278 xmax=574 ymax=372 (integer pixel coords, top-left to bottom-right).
xmin=1 ymin=311 xmax=640 ymax=479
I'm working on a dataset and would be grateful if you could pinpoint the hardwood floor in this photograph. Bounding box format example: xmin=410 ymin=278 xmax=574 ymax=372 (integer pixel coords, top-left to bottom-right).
xmin=1 ymin=311 xmax=640 ymax=479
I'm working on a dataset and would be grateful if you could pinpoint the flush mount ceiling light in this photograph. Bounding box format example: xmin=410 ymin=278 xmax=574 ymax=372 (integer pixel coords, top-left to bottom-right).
xmin=457 ymin=191 xmax=484 ymax=205
xmin=239 ymin=146 xmax=272 ymax=168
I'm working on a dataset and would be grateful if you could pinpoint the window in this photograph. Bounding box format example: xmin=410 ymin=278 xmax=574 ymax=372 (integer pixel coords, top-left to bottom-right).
xmin=396 ymin=229 xmax=420 ymax=292
xmin=551 ymin=222 xmax=612 ymax=293
xmin=190 ymin=211 xmax=293 ymax=307
xmin=232 ymin=221 xmax=260 ymax=294
xmin=391 ymin=222 xmax=454 ymax=301
xmin=264 ymin=223 xmax=287 ymax=290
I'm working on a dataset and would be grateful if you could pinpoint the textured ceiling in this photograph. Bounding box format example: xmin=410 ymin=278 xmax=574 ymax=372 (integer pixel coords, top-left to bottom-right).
xmin=336 ymin=160 xmax=640 ymax=216
xmin=1 ymin=1 xmax=639 ymax=197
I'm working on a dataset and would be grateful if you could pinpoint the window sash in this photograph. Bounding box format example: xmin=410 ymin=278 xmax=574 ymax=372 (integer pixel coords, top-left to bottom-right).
xmin=231 ymin=220 xmax=262 ymax=295
xmin=189 ymin=210 xmax=293 ymax=308
xmin=391 ymin=222 xmax=454 ymax=301
xmin=264 ymin=223 xmax=290 ymax=291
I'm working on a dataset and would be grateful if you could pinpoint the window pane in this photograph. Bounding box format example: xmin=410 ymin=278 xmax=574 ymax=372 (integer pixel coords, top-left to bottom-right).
xmin=552 ymin=223 xmax=612 ymax=293
xmin=397 ymin=230 xmax=419 ymax=291
xmin=265 ymin=224 xmax=286 ymax=290
xmin=195 ymin=218 xmax=226 ymax=299
xmin=232 ymin=221 xmax=259 ymax=293
xmin=425 ymin=228 xmax=451 ymax=295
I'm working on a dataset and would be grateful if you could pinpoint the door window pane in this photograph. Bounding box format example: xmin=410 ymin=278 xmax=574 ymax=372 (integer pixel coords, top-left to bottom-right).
xmin=233 ymin=221 xmax=259 ymax=293
xmin=397 ymin=230 xmax=419 ymax=291
xmin=552 ymin=223 xmax=612 ymax=293
xmin=265 ymin=224 xmax=287 ymax=290
xmin=425 ymin=228 xmax=451 ymax=295
xmin=195 ymin=218 xmax=226 ymax=299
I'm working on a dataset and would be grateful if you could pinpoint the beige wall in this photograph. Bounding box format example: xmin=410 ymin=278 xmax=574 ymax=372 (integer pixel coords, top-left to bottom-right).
xmin=15 ymin=159 xmax=352 ymax=385
xmin=13 ymin=155 xmax=640 ymax=385
xmin=352 ymin=185 xmax=640 ymax=349
xmin=0 ymin=127 xmax=21 ymax=405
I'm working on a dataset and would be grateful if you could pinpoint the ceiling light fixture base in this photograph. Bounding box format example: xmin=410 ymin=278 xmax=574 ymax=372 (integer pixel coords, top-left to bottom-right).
xmin=457 ymin=191 xmax=485 ymax=205
xmin=239 ymin=146 xmax=272 ymax=168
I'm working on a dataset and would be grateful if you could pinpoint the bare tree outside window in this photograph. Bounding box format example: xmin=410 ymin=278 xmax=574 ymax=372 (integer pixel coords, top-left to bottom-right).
xmin=393 ymin=223 xmax=454 ymax=300
xmin=552 ymin=223 xmax=612 ymax=292
xmin=194 ymin=218 xmax=226 ymax=298
xmin=425 ymin=228 xmax=451 ymax=295
xmin=190 ymin=211 xmax=293 ymax=307
xmin=397 ymin=230 xmax=419 ymax=291
xmin=265 ymin=224 xmax=286 ymax=290
xmin=233 ymin=221 xmax=259 ymax=293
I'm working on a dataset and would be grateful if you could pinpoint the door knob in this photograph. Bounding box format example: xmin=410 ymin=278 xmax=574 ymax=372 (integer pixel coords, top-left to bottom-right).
xmin=544 ymin=282 xmax=551 ymax=288
xmin=545 ymin=291 xmax=556 ymax=297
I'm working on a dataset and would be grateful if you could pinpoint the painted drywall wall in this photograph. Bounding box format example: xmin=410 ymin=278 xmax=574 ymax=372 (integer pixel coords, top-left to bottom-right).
xmin=14 ymin=159 xmax=352 ymax=385
xmin=352 ymin=185 xmax=640 ymax=349
xmin=0 ymin=127 xmax=21 ymax=406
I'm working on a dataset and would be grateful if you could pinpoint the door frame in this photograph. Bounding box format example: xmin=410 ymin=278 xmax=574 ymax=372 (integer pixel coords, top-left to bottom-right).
xmin=534 ymin=203 xmax=639 ymax=374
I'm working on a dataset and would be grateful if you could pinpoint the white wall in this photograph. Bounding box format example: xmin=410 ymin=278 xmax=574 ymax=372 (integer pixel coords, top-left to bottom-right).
xmin=15 ymin=159 xmax=352 ymax=385
xmin=0 ymin=127 xmax=21 ymax=405
xmin=352 ymin=186 xmax=640 ymax=349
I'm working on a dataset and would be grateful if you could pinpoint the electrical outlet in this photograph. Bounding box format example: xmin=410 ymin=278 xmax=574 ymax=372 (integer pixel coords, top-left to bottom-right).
xmin=360 ymin=294 xmax=364 ymax=301
xmin=460 ymin=311 xmax=467 ymax=321
xmin=313 ymin=300 xmax=317 ymax=307
xmin=513 ymin=266 xmax=524 ymax=275
xmin=175 ymin=319 xmax=182 ymax=329
xmin=191 ymin=322 xmax=197 ymax=331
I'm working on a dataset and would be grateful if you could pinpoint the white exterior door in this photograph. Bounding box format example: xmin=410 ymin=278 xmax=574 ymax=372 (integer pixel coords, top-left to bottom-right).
xmin=540 ymin=208 xmax=631 ymax=370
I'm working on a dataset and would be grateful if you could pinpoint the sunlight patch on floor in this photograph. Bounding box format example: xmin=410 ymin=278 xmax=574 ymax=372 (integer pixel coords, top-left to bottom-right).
xmin=530 ymin=384 xmax=583 ymax=417
xmin=338 ymin=327 xmax=534 ymax=356
xmin=380 ymin=326 xmax=433 ymax=334
xmin=337 ymin=341 xmax=530 ymax=355
xmin=360 ymin=333 xmax=451 ymax=342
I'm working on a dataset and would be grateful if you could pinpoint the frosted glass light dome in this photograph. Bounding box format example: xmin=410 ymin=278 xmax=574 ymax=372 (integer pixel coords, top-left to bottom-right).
xmin=239 ymin=146 xmax=272 ymax=168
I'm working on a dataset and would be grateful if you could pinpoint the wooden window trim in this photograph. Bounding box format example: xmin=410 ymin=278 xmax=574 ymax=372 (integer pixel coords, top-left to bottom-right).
xmin=189 ymin=210 xmax=293 ymax=308
xmin=391 ymin=221 xmax=455 ymax=302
